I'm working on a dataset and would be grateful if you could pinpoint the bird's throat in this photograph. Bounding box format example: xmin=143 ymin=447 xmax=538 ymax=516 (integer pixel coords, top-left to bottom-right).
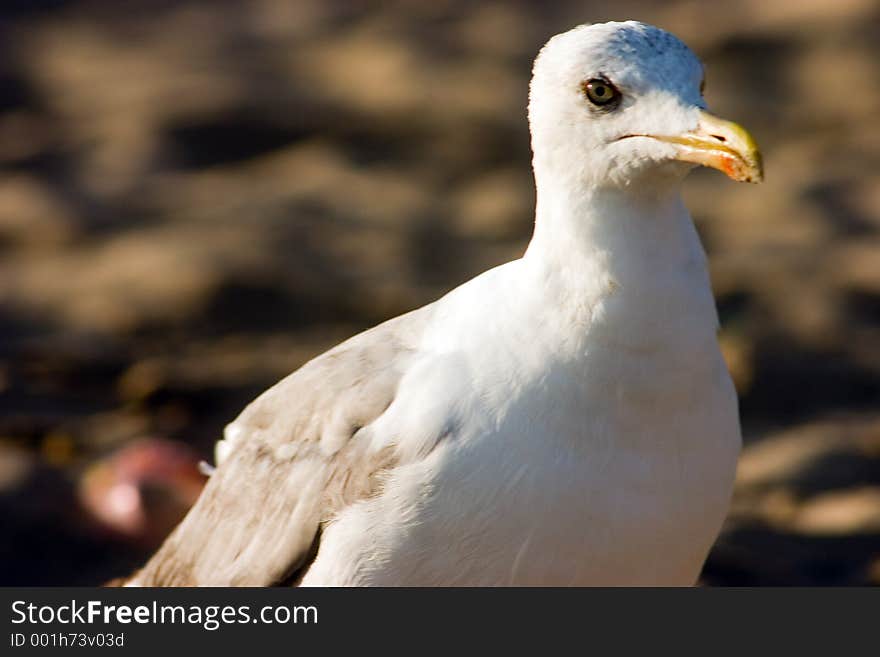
xmin=523 ymin=184 xmax=717 ymax=348
xmin=526 ymin=185 xmax=697 ymax=274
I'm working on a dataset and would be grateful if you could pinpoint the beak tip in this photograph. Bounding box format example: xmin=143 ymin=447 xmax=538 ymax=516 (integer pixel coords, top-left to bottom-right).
xmin=740 ymin=166 xmax=763 ymax=184
xmin=694 ymin=110 xmax=764 ymax=185
xmin=742 ymin=157 xmax=764 ymax=184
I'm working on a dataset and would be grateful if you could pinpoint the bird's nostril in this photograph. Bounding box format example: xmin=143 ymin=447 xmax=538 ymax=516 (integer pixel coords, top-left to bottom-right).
xmin=711 ymin=134 xmax=726 ymax=142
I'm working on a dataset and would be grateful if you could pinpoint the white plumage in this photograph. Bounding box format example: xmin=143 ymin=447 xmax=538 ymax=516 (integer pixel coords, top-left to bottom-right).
xmin=129 ymin=21 xmax=761 ymax=586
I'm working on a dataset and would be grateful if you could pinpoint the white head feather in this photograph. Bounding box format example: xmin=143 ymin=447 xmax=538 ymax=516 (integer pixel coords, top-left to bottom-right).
xmin=529 ymin=21 xmax=708 ymax=190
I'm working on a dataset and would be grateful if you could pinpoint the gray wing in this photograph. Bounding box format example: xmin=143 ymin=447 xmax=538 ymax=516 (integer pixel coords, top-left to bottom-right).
xmin=131 ymin=308 xmax=430 ymax=586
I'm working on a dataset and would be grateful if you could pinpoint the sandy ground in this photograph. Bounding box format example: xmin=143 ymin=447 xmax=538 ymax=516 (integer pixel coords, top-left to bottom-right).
xmin=0 ymin=0 xmax=878 ymax=585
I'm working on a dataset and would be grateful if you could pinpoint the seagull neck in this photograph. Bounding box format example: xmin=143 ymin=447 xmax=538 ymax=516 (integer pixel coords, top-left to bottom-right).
xmin=524 ymin=180 xmax=701 ymax=282
xmin=520 ymin=179 xmax=717 ymax=351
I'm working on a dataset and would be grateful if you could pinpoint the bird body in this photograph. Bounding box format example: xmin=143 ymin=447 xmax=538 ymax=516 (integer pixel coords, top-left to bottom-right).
xmin=301 ymin=191 xmax=740 ymax=585
xmin=129 ymin=21 xmax=760 ymax=587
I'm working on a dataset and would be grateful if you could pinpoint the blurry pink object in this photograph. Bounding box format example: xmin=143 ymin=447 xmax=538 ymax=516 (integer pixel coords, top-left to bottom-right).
xmin=79 ymin=438 xmax=206 ymax=543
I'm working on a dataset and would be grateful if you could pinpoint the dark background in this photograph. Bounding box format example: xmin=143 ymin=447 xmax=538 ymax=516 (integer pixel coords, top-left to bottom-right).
xmin=1 ymin=0 xmax=878 ymax=585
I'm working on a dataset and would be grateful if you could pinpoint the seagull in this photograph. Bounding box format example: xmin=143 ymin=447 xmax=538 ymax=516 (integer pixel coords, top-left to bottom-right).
xmin=127 ymin=21 xmax=762 ymax=586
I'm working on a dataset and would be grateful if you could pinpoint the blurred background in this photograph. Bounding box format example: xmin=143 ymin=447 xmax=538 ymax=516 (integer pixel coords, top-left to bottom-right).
xmin=1 ymin=0 xmax=878 ymax=586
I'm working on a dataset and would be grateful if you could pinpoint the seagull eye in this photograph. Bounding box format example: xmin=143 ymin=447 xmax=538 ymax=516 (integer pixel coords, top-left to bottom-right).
xmin=583 ymin=78 xmax=620 ymax=106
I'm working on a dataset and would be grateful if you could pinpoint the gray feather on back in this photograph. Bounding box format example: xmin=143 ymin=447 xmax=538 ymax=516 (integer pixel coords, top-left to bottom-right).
xmin=133 ymin=307 xmax=430 ymax=586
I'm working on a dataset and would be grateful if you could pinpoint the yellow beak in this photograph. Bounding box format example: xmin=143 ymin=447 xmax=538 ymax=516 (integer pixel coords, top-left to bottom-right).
xmin=645 ymin=110 xmax=763 ymax=183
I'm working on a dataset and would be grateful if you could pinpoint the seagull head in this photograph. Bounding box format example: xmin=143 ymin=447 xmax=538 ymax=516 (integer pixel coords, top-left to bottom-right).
xmin=528 ymin=21 xmax=763 ymax=190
